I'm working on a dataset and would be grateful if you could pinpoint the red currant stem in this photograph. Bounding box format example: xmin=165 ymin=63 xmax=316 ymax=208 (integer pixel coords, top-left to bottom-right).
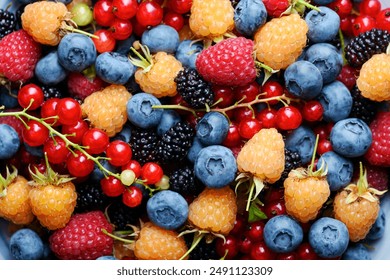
xmin=101 ymin=228 xmax=134 ymax=244
xmin=338 ymin=29 xmax=348 ymax=66
xmin=161 ymin=0 xmax=168 ymax=8
xmin=294 ymin=0 xmax=321 ymax=11
xmin=308 ymin=134 xmax=320 ymax=174
xmin=351 ymin=8 xmax=360 ymax=16
xmin=62 ymin=25 xmax=99 ymax=39
xmin=179 ymin=232 xmax=205 ymax=260
xmin=210 ymin=98 xmax=224 ymax=108
xmin=0 ymin=109 xmax=121 ymax=180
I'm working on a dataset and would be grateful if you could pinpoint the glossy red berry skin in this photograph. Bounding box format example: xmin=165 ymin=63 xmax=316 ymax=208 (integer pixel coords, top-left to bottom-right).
xmin=40 ymin=98 xmax=60 ymax=126
xmin=163 ymin=11 xmax=184 ymax=31
xmin=22 ymin=120 xmax=49 ymax=147
xmin=233 ymin=107 xmax=255 ymax=122
xmin=101 ymin=176 xmax=126 ymax=197
xmin=337 ymin=65 xmax=358 ymax=90
xmin=121 ymin=160 xmax=142 ymax=178
xmin=167 ymin=0 xmax=192 ymax=14
xmin=261 ymin=80 xmax=284 ymax=105
xmin=43 ymin=136 xmax=69 ymax=164
xmin=276 ymin=106 xmax=302 ymax=131
xmin=136 ymin=1 xmax=163 ymax=27
xmin=246 ymin=221 xmax=265 ymax=242
xmin=66 ymin=150 xmax=95 ymax=178
xmin=18 ymin=84 xmax=44 ymax=111
xmin=141 ymin=162 xmax=163 ymax=185
xmin=93 ymin=29 xmax=116 ymax=53
xmin=317 ymin=139 xmax=333 ymax=155
xmin=250 ymin=241 xmax=275 ymax=260
xmin=296 ymin=242 xmax=318 ymax=260
xmin=112 ymin=0 xmax=138 ymax=20
xmin=223 ymin=123 xmax=242 ymax=148
xmin=122 ymin=185 xmax=143 ymax=207
xmin=61 ymin=120 xmax=89 ymax=145
xmin=277 ymin=252 xmax=298 ymax=260
xmin=376 ymin=8 xmax=390 ymax=32
xmin=110 ymin=18 xmax=133 ymax=40
xmin=215 ymin=235 xmax=239 ymax=260
xmin=230 ymin=215 xmax=246 ymax=236
xmin=263 ymin=200 xmax=286 ymax=219
xmin=82 ymin=128 xmax=110 ymax=155
xmin=359 ymin=0 xmax=381 ymax=17
xmin=328 ymin=0 xmax=353 ymax=18
xmin=302 ymin=100 xmax=323 ymax=122
xmin=93 ymin=0 xmax=116 ymax=27
xmin=212 ymin=85 xmax=235 ymax=108
xmin=235 ymin=81 xmax=260 ymax=103
xmin=352 ymin=15 xmax=376 ymax=36
xmin=56 ymin=98 xmax=82 ymax=126
xmin=256 ymin=108 xmax=278 ymax=128
xmin=238 ymin=119 xmax=262 ymax=140
xmin=238 ymin=234 xmax=253 ymax=254
xmin=106 ymin=140 xmax=132 ymax=167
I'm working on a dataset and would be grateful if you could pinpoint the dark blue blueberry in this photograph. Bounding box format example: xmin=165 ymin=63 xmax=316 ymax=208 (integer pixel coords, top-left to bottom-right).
xmin=187 ymin=136 xmax=205 ymax=164
xmin=9 ymin=228 xmax=44 ymax=260
xmin=90 ymin=159 xmax=119 ymax=183
xmin=366 ymin=206 xmax=386 ymax=241
xmin=116 ymin=35 xmax=137 ymax=55
xmin=285 ymin=125 xmax=316 ymax=165
xmin=0 ymin=87 xmax=18 ymax=109
xmin=57 ymin=33 xmax=97 ymax=72
xmin=196 ymin=112 xmax=229 ymax=146
xmin=342 ymin=243 xmax=371 ymax=260
xmin=194 ymin=145 xmax=237 ymax=188
xmin=0 ymin=124 xmax=20 ymax=160
xmin=126 ymin=93 xmax=163 ymax=129
xmin=264 ymin=215 xmax=304 ymax=253
xmin=35 ymin=51 xmax=68 ymax=85
xmin=96 ymin=255 xmax=117 ymax=260
xmin=95 ymin=52 xmax=135 ymax=85
xmin=110 ymin=123 xmax=132 ymax=143
xmin=309 ymin=217 xmax=349 ymax=258
xmin=305 ymin=6 xmax=340 ymax=43
xmin=141 ymin=24 xmax=180 ymax=54
xmin=157 ymin=110 xmax=181 ymax=136
xmin=146 ymin=190 xmax=188 ymax=230
xmin=234 ymin=0 xmax=267 ymax=37
xmin=24 ymin=143 xmax=43 ymax=157
xmin=175 ymin=40 xmax=203 ymax=69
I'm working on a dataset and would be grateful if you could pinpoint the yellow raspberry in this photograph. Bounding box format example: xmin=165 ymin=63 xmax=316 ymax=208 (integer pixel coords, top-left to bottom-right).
xmin=189 ymin=0 xmax=234 ymax=39
xmin=0 ymin=169 xmax=34 ymax=225
xmin=356 ymin=53 xmax=390 ymax=102
xmin=21 ymin=1 xmax=69 ymax=46
xmin=254 ymin=14 xmax=308 ymax=70
xmin=81 ymin=85 xmax=132 ymax=137
xmin=188 ymin=186 xmax=237 ymax=235
xmin=134 ymin=52 xmax=183 ymax=98
xmin=134 ymin=222 xmax=188 ymax=260
xmin=179 ymin=24 xmax=195 ymax=41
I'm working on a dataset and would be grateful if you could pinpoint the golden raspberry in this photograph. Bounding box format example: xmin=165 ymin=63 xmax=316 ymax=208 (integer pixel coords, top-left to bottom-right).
xmin=284 ymin=168 xmax=330 ymax=223
xmin=356 ymin=53 xmax=390 ymax=102
xmin=134 ymin=222 xmax=188 ymax=260
xmin=81 ymin=85 xmax=132 ymax=137
xmin=188 ymin=186 xmax=237 ymax=235
xmin=179 ymin=24 xmax=194 ymax=41
xmin=0 ymin=176 xmax=34 ymax=225
xmin=189 ymin=0 xmax=234 ymax=39
xmin=21 ymin=1 xmax=69 ymax=46
xmin=254 ymin=14 xmax=308 ymax=70
xmin=135 ymin=52 xmax=182 ymax=98
xmin=29 ymin=182 xmax=77 ymax=230
xmin=237 ymin=128 xmax=285 ymax=183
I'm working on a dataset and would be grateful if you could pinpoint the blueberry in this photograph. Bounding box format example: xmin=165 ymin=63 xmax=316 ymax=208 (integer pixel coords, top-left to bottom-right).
xmin=95 ymin=52 xmax=135 ymax=85
xmin=313 ymin=0 xmax=336 ymax=4
xmin=116 ymin=35 xmax=137 ymax=55
xmin=234 ymin=0 xmax=267 ymax=37
xmin=194 ymin=145 xmax=237 ymax=188
xmin=146 ymin=190 xmax=188 ymax=230
xmin=57 ymin=33 xmax=97 ymax=72
xmin=330 ymin=118 xmax=372 ymax=158
xmin=34 ymin=51 xmax=68 ymax=85
xmin=126 ymin=92 xmax=163 ymax=129
xmin=285 ymin=125 xmax=316 ymax=165
xmin=317 ymin=151 xmax=354 ymax=191
xmin=342 ymin=243 xmax=372 ymax=260
xmin=157 ymin=110 xmax=181 ymax=136
xmin=0 ymin=124 xmax=20 ymax=160
xmin=110 ymin=123 xmax=132 ymax=143
xmin=90 ymin=159 xmax=119 ymax=182
xmin=187 ymin=136 xmax=205 ymax=164
xmin=141 ymin=24 xmax=180 ymax=54
xmin=96 ymin=255 xmax=117 ymax=260
xmin=309 ymin=217 xmax=349 ymax=258
xmin=284 ymin=60 xmax=323 ymax=100
xmin=9 ymin=228 xmax=44 ymax=260
xmin=24 ymin=143 xmax=43 ymax=157
xmin=263 ymin=215 xmax=304 ymax=253
xmin=366 ymin=206 xmax=385 ymax=241
xmin=0 ymin=87 xmax=18 ymax=109
xmin=305 ymin=43 xmax=343 ymax=84
xmin=196 ymin=112 xmax=229 ymax=146
xmin=318 ymin=80 xmax=353 ymax=122
xmin=175 ymin=40 xmax=203 ymax=69
xmin=305 ymin=6 xmax=340 ymax=43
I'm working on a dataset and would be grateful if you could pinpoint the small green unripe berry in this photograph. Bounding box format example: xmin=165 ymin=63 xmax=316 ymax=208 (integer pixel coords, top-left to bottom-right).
xmin=71 ymin=3 xmax=93 ymax=27
xmin=155 ymin=175 xmax=169 ymax=190
xmin=120 ymin=170 xmax=136 ymax=186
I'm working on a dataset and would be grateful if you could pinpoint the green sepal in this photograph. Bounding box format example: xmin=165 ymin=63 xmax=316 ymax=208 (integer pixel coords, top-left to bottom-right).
xmin=248 ymin=199 xmax=267 ymax=223
xmin=0 ymin=166 xmax=18 ymax=197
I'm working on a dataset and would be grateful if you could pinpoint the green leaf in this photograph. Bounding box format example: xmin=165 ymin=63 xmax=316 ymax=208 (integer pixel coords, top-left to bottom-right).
xmin=248 ymin=202 xmax=267 ymax=223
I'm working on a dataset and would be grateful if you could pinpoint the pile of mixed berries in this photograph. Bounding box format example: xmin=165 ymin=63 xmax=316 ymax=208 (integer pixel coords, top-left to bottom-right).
xmin=0 ymin=0 xmax=389 ymax=260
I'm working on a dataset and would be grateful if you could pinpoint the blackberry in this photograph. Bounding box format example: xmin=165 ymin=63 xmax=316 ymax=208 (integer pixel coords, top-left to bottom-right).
xmin=348 ymin=85 xmax=378 ymax=124
xmin=229 ymin=0 xmax=241 ymax=8
xmin=169 ymin=166 xmax=204 ymax=196
xmin=156 ymin=121 xmax=195 ymax=163
xmin=129 ymin=126 xmax=159 ymax=165
xmin=275 ymin=149 xmax=302 ymax=186
xmin=42 ymin=85 xmax=65 ymax=100
xmin=106 ymin=198 xmax=143 ymax=230
xmin=345 ymin=28 xmax=390 ymax=68
xmin=75 ymin=181 xmax=111 ymax=213
xmin=0 ymin=9 xmax=16 ymax=39
xmin=185 ymin=235 xmax=219 ymax=260
xmin=175 ymin=67 xmax=214 ymax=109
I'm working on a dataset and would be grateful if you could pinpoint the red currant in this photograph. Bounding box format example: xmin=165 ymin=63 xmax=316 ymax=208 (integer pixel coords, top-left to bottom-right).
xmin=212 ymin=85 xmax=235 ymax=108
xmin=246 ymin=221 xmax=265 ymax=242
xmin=277 ymin=252 xmax=298 ymax=260
xmin=215 ymin=235 xmax=239 ymax=259
xmin=101 ymin=176 xmax=126 ymax=197
xmin=93 ymin=0 xmax=116 ymax=27
xmin=302 ymin=100 xmax=323 ymax=122
xmin=230 ymin=215 xmax=246 ymax=236
xmin=222 ymin=123 xmax=242 ymax=148
xmin=121 ymin=160 xmax=142 ymax=178
xmin=136 ymin=1 xmax=163 ymax=27
xmin=233 ymin=107 xmax=255 ymax=121
xmin=296 ymin=242 xmax=318 ymax=260
xmin=359 ymin=0 xmax=381 ymax=17
xmin=238 ymin=234 xmax=253 ymax=254
xmin=276 ymin=106 xmax=302 ymax=131
xmin=376 ymin=8 xmax=390 ymax=32
xmin=264 ymin=187 xmax=284 ymax=202
xmin=336 ymin=65 xmax=358 ymax=90
xmin=122 ymin=185 xmax=143 ymax=207
xmin=131 ymin=17 xmax=148 ymax=37
xmin=110 ymin=18 xmax=133 ymax=40
xmin=66 ymin=150 xmax=95 ymax=177
xmin=163 ymin=11 xmax=184 ymax=31
xmin=18 ymin=84 xmax=44 ymax=111
xmin=256 ymin=108 xmax=278 ymax=128
xmin=313 ymin=125 xmax=330 ymax=140
xmin=261 ymin=80 xmax=284 ymax=105
xmin=235 ymin=81 xmax=260 ymax=103
xmin=141 ymin=162 xmax=163 ymax=185
xmin=112 ymin=0 xmax=138 ymax=20
xmin=93 ymin=29 xmax=116 ymax=53
xmin=238 ymin=118 xmax=262 ymax=140
xmin=317 ymin=139 xmax=333 ymax=155
xmin=22 ymin=120 xmax=49 ymax=147
xmin=82 ymin=128 xmax=110 ymax=155
xmin=40 ymin=98 xmax=60 ymax=126
xmin=56 ymin=98 xmax=82 ymax=126
xmin=250 ymin=241 xmax=275 ymax=260
xmin=352 ymin=15 xmax=376 ymax=36
xmin=340 ymin=15 xmax=355 ymax=37
xmin=328 ymin=0 xmax=353 ymax=18
xmin=106 ymin=140 xmax=132 ymax=167
xmin=43 ymin=136 xmax=70 ymax=164
xmin=167 ymin=0 xmax=192 ymax=14
xmin=61 ymin=120 xmax=89 ymax=144
xmin=263 ymin=199 xmax=286 ymax=219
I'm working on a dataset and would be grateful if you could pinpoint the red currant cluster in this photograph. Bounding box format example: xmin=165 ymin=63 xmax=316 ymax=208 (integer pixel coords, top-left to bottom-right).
xmin=331 ymin=0 xmax=390 ymax=36
xmin=92 ymin=0 xmax=192 ymax=53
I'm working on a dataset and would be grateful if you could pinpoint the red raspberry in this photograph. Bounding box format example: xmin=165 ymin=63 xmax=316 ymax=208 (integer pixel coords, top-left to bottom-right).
xmin=195 ymin=37 xmax=257 ymax=87
xmin=262 ymin=0 xmax=290 ymax=18
xmin=364 ymin=112 xmax=390 ymax=167
xmin=67 ymin=72 xmax=107 ymax=101
xmin=49 ymin=211 xmax=114 ymax=260
xmin=0 ymin=30 xmax=41 ymax=83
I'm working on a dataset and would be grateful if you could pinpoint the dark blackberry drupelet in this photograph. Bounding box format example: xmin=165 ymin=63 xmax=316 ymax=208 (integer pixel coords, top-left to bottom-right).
xmin=345 ymin=28 xmax=390 ymax=68
xmin=229 ymin=0 xmax=241 ymax=7
xmin=129 ymin=126 xmax=160 ymax=165
xmin=185 ymin=235 xmax=219 ymax=260
xmin=75 ymin=182 xmax=111 ymax=213
xmin=275 ymin=149 xmax=302 ymax=186
xmin=156 ymin=121 xmax=195 ymax=163
xmin=42 ymin=85 xmax=65 ymax=100
xmin=0 ymin=9 xmax=16 ymax=39
xmin=175 ymin=67 xmax=214 ymax=109
xmin=106 ymin=198 xmax=143 ymax=230
xmin=169 ymin=166 xmax=204 ymax=196
xmin=348 ymin=85 xmax=378 ymax=124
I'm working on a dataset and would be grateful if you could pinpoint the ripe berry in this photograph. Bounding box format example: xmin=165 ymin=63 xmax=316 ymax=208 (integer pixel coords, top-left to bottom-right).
xmin=141 ymin=162 xmax=163 ymax=185
xmin=110 ymin=18 xmax=133 ymax=40
xmin=238 ymin=234 xmax=253 ymax=254
xmin=328 ymin=0 xmax=353 ymax=18
xmin=122 ymin=185 xmax=143 ymax=207
xmin=18 ymin=84 xmax=44 ymax=110
xmin=277 ymin=252 xmax=298 ymax=260
xmin=230 ymin=215 xmax=246 ymax=236
xmin=352 ymin=15 xmax=376 ymax=36
xmin=233 ymin=107 xmax=255 ymax=121
xmin=66 ymin=150 xmax=95 ymax=177
xmin=302 ymin=100 xmax=323 ymax=122
xmin=359 ymin=0 xmax=381 ymax=17
xmin=212 ymin=85 xmax=235 ymax=108
xmin=93 ymin=29 xmax=116 ymax=53
xmin=167 ymin=0 xmax=192 ymax=14
xmin=121 ymin=160 xmax=142 ymax=178
xmin=235 ymin=81 xmax=260 ymax=102
xmin=263 ymin=200 xmax=286 ymax=219
xmin=56 ymin=98 xmax=82 ymax=126
xmin=376 ymin=8 xmax=390 ymax=32
xmin=101 ymin=176 xmax=125 ymax=197
xmin=163 ymin=11 xmax=184 ymax=31
xmin=238 ymin=118 xmax=262 ymax=140
xmin=40 ymin=98 xmax=60 ymax=126
xmin=246 ymin=221 xmax=265 ymax=242
xmin=22 ymin=120 xmax=49 ymax=147
xmin=261 ymin=80 xmax=284 ymax=105
xmin=296 ymin=242 xmax=318 ymax=260
xmin=216 ymin=235 xmax=239 ymax=259
xmin=82 ymin=128 xmax=110 ymax=155
xmin=337 ymin=65 xmax=358 ymax=90
xmin=71 ymin=3 xmax=93 ymax=27
xmin=106 ymin=140 xmax=132 ymax=167
xmin=256 ymin=108 xmax=278 ymax=128
xmin=136 ymin=1 xmax=163 ymax=27
xmin=112 ymin=0 xmax=138 ymax=20
xmin=317 ymin=139 xmax=333 ymax=155
xmin=61 ymin=120 xmax=89 ymax=144
xmin=250 ymin=241 xmax=275 ymax=260
xmin=222 ymin=123 xmax=242 ymax=148
xmin=43 ymin=136 xmax=69 ymax=164
xmin=276 ymin=106 xmax=302 ymax=130
xmin=93 ymin=0 xmax=116 ymax=27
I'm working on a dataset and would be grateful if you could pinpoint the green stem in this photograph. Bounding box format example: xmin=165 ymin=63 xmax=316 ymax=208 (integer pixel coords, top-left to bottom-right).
xmin=246 ymin=181 xmax=255 ymax=212
xmin=309 ymin=134 xmax=320 ymax=174
xmin=101 ymin=229 xmax=134 ymax=244
xmin=338 ymin=29 xmax=348 ymax=66
xmin=62 ymin=25 xmax=99 ymax=39
xmin=179 ymin=232 xmax=205 ymax=260
xmin=295 ymin=0 xmax=321 ymax=11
